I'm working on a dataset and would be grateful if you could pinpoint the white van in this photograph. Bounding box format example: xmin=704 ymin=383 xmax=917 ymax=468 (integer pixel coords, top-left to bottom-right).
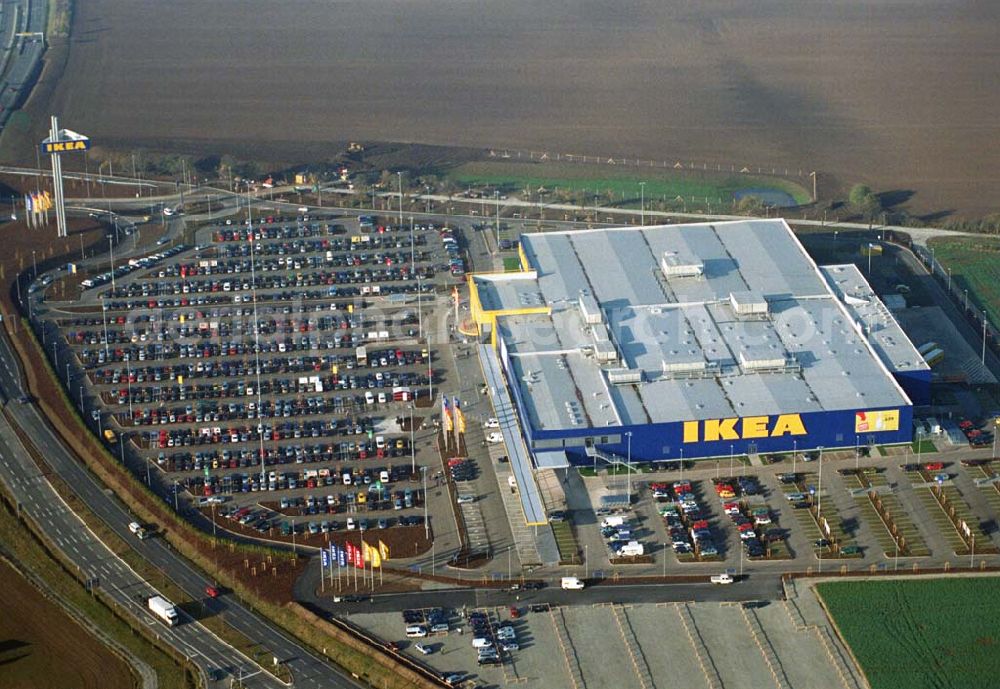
xmin=561 ymin=576 xmax=585 ymax=590
xmin=405 ymin=625 xmax=428 ymax=638
xmin=617 ymin=541 xmax=644 ymax=557
xmin=601 ymin=515 xmax=626 ymax=529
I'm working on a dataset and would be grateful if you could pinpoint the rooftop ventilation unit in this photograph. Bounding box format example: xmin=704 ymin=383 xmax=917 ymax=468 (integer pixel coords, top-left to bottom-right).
xmin=662 ymin=358 xmax=707 ymax=374
xmin=578 ymin=292 xmax=602 ymax=324
xmin=607 ymin=368 xmax=643 ymax=385
xmin=661 ymin=252 xmax=704 ymax=279
xmin=594 ymin=340 xmax=618 ymax=362
xmin=729 ymin=291 xmax=768 ymax=316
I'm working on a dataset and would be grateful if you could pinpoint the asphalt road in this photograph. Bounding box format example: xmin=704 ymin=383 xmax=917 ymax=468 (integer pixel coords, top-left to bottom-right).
xmin=0 ymin=332 xmax=365 ymax=688
xmin=309 ymin=574 xmax=783 ymax=617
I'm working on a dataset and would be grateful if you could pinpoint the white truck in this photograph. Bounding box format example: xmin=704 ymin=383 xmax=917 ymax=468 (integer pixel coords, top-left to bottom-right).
xmin=147 ymin=596 xmax=179 ymax=626
xmin=710 ymin=573 xmax=734 ymax=585
xmin=601 ymin=515 xmax=626 ymax=529
xmin=561 ymin=576 xmax=585 ymax=590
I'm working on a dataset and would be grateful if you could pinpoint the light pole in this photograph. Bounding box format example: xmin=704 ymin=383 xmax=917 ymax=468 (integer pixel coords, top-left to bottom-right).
xmin=816 ymin=446 xmax=825 ymax=517
xmin=625 ymin=432 xmax=633 ymax=502
xmin=421 ymin=466 xmax=429 ymax=539
xmin=964 ymin=289 xmax=969 ymax=312
xmin=982 ymin=311 xmax=988 ymax=365
xmin=792 ymin=440 xmax=797 ymax=474
xmin=584 ymin=544 xmax=589 ymax=579
xmin=397 ymin=171 xmax=404 ymax=227
xmin=495 ymin=190 xmax=501 ymax=249
xmin=639 ymin=182 xmax=645 ymax=226
xmin=947 ymin=267 xmax=952 ymax=292
xmin=729 ymin=444 xmax=734 ymax=477
xmin=409 ymin=403 xmax=415 ymax=473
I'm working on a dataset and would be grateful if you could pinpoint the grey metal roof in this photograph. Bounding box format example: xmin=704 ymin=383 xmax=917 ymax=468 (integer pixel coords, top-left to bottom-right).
xmin=493 ymin=220 xmax=912 ymax=432
xmin=819 ymin=264 xmax=930 ymax=373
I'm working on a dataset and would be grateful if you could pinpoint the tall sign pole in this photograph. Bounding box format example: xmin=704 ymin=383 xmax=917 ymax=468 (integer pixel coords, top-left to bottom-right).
xmin=49 ymin=116 xmax=67 ymax=237
xmin=40 ymin=116 xmax=91 ymax=238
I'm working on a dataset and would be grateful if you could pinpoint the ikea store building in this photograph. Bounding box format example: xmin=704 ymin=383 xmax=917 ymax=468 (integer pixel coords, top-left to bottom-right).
xmin=469 ymin=219 xmax=929 ymax=469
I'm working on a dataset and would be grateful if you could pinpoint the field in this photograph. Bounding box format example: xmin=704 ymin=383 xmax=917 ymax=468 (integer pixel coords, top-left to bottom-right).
xmin=17 ymin=0 xmax=1000 ymax=217
xmin=817 ymin=577 xmax=1000 ymax=689
xmin=927 ymin=236 xmax=1000 ymax=329
xmin=445 ymin=160 xmax=811 ymax=208
xmin=0 ymin=559 xmax=135 ymax=689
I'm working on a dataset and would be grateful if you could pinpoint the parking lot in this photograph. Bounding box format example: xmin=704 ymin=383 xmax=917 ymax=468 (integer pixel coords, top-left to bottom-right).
xmin=349 ymin=592 xmax=862 ymax=689
xmin=42 ymin=212 xmax=481 ymax=558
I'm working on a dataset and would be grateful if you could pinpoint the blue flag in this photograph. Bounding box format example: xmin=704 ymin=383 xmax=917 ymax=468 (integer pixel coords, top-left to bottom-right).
xmin=336 ymin=544 xmax=347 ymax=567
xmin=321 ymin=549 xmax=329 ymax=568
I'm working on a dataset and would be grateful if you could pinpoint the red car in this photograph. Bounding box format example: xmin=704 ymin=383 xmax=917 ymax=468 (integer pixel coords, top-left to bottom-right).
xmin=509 ymin=605 xmax=520 ymax=619
xmin=924 ymin=462 xmax=944 ymax=471
xmin=205 ymin=584 xmax=220 ymax=598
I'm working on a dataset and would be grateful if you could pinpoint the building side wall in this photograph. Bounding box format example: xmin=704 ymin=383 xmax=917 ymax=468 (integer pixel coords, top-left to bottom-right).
xmin=526 ymin=406 xmax=913 ymax=463
xmin=893 ymin=369 xmax=931 ymax=406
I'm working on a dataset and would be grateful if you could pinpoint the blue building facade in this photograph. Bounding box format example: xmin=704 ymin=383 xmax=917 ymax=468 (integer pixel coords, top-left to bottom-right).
xmin=498 ymin=336 xmax=914 ymax=464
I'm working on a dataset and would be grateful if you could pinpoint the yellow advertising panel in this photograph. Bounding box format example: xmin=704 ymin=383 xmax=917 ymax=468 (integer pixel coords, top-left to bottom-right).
xmin=854 ymin=409 xmax=899 ymax=433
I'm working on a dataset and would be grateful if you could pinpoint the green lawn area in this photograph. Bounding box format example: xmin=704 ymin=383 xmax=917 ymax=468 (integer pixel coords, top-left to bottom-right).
xmin=551 ymin=521 xmax=581 ymax=564
xmin=912 ymin=439 xmax=937 ymax=454
xmin=817 ymin=578 xmax=1000 ymax=689
xmin=445 ymin=160 xmax=812 ymax=207
xmin=502 ymin=256 xmax=521 ymax=272
xmin=928 ymin=236 xmax=1000 ymax=330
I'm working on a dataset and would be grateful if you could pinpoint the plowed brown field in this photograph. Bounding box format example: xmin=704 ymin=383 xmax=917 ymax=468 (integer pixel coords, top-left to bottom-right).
xmin=0 ymin=559 xmax=134 ymax=689
xmin=20 ymin=0 xmax=1000 ymax=216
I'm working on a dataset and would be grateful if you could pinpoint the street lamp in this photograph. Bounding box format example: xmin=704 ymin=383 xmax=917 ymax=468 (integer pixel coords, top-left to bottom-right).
xmin=625 ymin=432 xmax=633 ymax=502
xmin=421 ymin=466 xmax=429 ymax=539
xmin=397 ymin=171 xmax=404 ymax=226
xmin=495 ymin=190 xmax=501 ymax=249
xmin=639 ymin=182 xmax=645 ymax=226
xmin=409 ymin=403 xmax=416 ymax=473
xmin=964 ymin=289 xmax=969 ymax=312
xmin=982 ymin=311 xmax=988 ymax=365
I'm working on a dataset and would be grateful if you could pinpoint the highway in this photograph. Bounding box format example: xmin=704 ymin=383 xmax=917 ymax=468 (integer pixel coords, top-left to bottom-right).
xmin=0 ymin=333 xmax=364 ymax=688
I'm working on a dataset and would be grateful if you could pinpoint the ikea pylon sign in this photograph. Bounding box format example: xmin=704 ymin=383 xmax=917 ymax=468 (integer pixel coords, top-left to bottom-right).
xmin=41 ymin=139 xmax=90 ymax=154
xmin=683 ymin=414 xmax=807 ymax=443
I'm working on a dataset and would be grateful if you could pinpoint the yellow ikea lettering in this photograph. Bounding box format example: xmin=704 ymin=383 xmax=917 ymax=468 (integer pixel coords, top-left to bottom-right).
xmin=703 ymin=418 xmax=739 ymax=442
xmin=682 ymin=414 xmax=807 ymax=442
xmin=682 ymin=421 xmax=699 ymax=443
xmin=741 ymin=416 xmax=770 ymax=439
xmin=771 ymin=414 xmax=806 ymax=437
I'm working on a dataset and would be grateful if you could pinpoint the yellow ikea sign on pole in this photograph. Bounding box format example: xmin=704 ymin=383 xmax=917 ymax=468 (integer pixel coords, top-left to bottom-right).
xmin=41 ymin=140 xmax=90 ymax=153
xmin=683 ymin=414 xmax=807 ymax=443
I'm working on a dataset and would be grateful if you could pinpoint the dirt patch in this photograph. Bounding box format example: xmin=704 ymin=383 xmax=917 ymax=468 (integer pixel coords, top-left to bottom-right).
xmin=201 ymin=508 xmax=433 ymax=561
xmin=0 ymin=559 xmax=135 ymax=689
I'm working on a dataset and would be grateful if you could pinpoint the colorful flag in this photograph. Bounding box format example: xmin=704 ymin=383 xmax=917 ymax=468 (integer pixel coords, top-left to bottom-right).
xmin=454 ymin=397 xmax=466 ymax=434
xmin=378 ymin=539 xmax=390 ymax=562
xmin=353 ymin=543 xmax=364 ymax=568
xmin=362 ymin=541 xmax=372 ymax=563
xmin=442 ymin=396 xmax=453 ymax=432
xmin=321 ymin=548 xmax=329 ymax=568
xmin=24 ymin=193 xmax=32 ymax=213
xmin=370 ymin=547 xmax=381 ymax=569
xmin=41 ymin=191 xmax=52 ymax=210
xmin=345 ymin=542 xmax=356 ymax=567
xmin=336 ymin=544 xmax=347 ymax=568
